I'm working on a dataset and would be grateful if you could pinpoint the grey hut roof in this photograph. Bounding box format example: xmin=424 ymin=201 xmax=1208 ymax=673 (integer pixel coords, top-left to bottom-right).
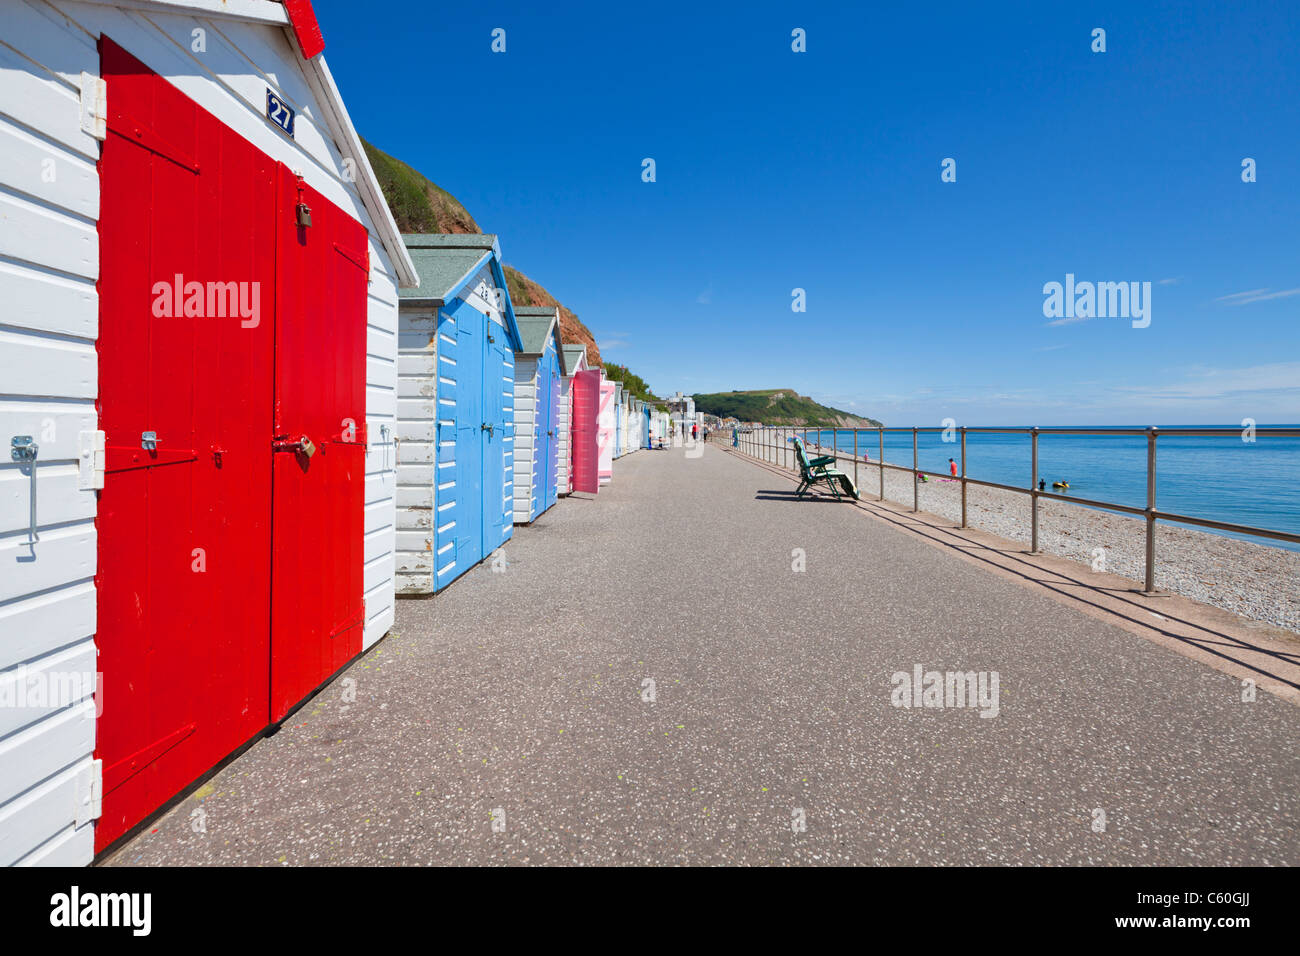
xmin=562 ymin=344 xmax=587 ymax=372
xmin=514 ymin=306 xmax=560 ymax=357
xmin=398 ymin=234 xmax=499 ymax=304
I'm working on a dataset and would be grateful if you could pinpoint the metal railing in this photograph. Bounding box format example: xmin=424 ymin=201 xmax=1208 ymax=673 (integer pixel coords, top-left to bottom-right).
xmin=724 ymin=425 xmax=1300 ymax=593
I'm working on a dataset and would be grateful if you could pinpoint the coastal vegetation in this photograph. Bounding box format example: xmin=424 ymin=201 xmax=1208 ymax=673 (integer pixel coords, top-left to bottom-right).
xmin=693 ymin=389 xmax=881 ymax=427
xmin=602 ymin=363 xmax=662 ymax=408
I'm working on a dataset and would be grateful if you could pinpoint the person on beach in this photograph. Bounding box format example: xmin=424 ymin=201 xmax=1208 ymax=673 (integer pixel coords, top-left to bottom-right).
xmin=949 ymin=458 xmax=958 ymax=477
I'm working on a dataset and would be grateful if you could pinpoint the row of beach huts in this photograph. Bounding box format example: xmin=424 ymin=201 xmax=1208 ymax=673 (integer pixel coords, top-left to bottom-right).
xmin=394 ymin=234 xmax=676 ymax=593
xmin=0 ymin=0 xmax=695 ymax=865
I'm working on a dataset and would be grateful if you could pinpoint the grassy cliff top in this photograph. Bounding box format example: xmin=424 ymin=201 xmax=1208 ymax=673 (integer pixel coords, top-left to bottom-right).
xmin=693 ymin=389 xmax=882 ymax=427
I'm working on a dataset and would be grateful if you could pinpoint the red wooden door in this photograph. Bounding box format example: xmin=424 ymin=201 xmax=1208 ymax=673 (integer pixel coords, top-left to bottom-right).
xmin=96 ymin=39 xmax=369 ymax=851
xmin=570 ymin=369 xmax=601 ymax=493
xmin=95 ymin=38 xmax=276 ymax=850
xmin=269 ymin=168 xmax=368 ymax=720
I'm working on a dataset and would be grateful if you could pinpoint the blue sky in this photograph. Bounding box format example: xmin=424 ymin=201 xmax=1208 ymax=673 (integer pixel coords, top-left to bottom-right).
xmin=315 ymin=0 xmax=1299 ymax=425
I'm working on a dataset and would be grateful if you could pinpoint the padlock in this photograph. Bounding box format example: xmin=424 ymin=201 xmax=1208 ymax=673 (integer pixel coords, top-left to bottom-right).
xmin=300 ymin=435 xmax=316 ymax=458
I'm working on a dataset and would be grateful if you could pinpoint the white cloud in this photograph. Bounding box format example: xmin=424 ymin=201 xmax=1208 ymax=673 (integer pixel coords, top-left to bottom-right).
xmin=1107 ymin=362 xmax=1300 ymax=402
xmin=1215 ymin=287 xmax=1300 ymax=305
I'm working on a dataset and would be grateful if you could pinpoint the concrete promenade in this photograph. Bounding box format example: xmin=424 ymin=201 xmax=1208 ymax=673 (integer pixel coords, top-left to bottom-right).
xmin=106 ymin=443 xmax=1300 ymax=865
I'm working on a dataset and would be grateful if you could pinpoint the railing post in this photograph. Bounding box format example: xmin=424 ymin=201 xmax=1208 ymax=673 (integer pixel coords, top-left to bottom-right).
xmin=912 ymin=426 xmax=919 ymax=513
xmin=878 ymin=427 xmax=884 ymax=501
xmin=853 ymin=428 xmax=859 ymax=489
xmin=1030 ymin=427 xmax=1040 ymax=553
xmin=960 ymin=427 xmax=967 ymax=528
xmin=1145 ymin=426 xmax=1158 ymax=593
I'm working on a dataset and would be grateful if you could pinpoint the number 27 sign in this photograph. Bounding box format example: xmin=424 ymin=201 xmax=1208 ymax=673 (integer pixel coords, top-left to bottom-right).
xmin=266 ymin=89 xmax=295 ymax=137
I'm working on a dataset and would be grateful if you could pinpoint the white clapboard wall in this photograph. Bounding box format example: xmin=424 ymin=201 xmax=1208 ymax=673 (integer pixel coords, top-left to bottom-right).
xmin=555 ymin=376 xmax=572 ymax=496
xmin=0 ymin=0 xmax=406 ymax=866
xmin=512 ymin=357 xmax=539 ymax=523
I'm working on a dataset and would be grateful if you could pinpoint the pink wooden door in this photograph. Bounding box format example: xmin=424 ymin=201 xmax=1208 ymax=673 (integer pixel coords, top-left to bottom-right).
xmin=570 ymin=369 xmax=600 ymax=493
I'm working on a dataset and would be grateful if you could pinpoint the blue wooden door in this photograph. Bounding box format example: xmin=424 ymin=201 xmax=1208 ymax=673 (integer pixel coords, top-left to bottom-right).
xmin=536 ymin=349 xmax=559 ymax=514
xmin=452 ymin=301 xmax=484 ymax=578
xmin=482 ymin=318 xmax=513 ymax=552
xmin=548 ymin=358 xmax=562 ymax=502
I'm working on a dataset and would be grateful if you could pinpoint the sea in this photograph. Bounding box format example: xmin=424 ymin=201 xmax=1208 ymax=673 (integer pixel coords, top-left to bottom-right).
xmin=784 ymin=426 xmax=1300 ymax=552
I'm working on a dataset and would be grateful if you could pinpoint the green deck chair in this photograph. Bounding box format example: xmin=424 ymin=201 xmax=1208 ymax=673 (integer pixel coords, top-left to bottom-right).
xmin=790 ymin=436 xmax=860 ymax=501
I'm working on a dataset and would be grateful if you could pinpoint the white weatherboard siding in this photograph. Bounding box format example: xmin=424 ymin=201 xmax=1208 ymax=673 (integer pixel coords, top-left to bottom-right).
xmin=0 ymin=0 xmax=401 ymax=866
xmin=556 ymin=377 xmax=572 ymax=495
xmin=513 ymin=358 xmax=539 ymax=524
xmin=394 ymin=306 xmax=437 ymax=593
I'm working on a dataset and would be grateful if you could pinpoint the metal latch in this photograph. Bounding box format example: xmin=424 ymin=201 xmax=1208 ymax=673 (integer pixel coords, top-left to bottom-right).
xmin=11 ymin=436 xmax=39 ymax=543
xmin=480 ymin=423 xmax=494 ymax=437
xmin=141 ymin=431 xmax=158 ymax=451
xmin=273 ymin=434 xmax=316 ymax=457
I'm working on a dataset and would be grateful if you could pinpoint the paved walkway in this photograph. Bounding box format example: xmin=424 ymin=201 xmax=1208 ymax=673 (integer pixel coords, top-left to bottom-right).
xmin=107 ymin=444 xmax=1300 ymax=865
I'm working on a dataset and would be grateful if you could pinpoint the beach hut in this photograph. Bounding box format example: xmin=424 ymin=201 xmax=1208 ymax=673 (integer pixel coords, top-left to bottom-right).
xmin=624 ymin=395 xmax=636 ymax=453
xmin=395 ymin=235 xmax=522 ymax=595
xmin=0 ymin=0 xmax=418 ymax=863
xmin=648 ymin=409 xmax=663 ymax=446
xmin=512 ymin=307 xmax=565 ymax=523
xmin=628 ymin=397 xmax=640 ymax=452
xmin=598 ymin=377 xmax=616 ymax=483
xmin=612 ymin=384 xmax=625 ymax=458
xmin=642 ymin=402 xmax=653 ymax=449
xmin=557 ymin=345 xmax=590 ymax=496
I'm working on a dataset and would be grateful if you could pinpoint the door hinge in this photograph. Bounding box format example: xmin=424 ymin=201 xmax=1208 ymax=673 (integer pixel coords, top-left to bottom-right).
xmin=80 ymin=72 xmax=107 ymax=141
xmin=77 ymin=758 xmax=103 ymax=826
xmin=79 ymin=430 xmax=105 ymax=490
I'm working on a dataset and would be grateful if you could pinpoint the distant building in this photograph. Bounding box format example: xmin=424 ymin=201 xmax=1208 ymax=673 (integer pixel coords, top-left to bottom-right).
xmin=665 ymin=391 xmax=696 ymax=417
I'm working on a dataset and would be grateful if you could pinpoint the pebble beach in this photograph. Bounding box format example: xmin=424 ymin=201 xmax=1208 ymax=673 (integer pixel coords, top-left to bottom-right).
xmin=801 ymin=444 xmax=1300 ymax=634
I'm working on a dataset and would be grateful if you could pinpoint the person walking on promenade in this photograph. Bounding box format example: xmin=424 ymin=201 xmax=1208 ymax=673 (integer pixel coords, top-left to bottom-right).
xmin=692 ymin=423 xmax=698 ymax=443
